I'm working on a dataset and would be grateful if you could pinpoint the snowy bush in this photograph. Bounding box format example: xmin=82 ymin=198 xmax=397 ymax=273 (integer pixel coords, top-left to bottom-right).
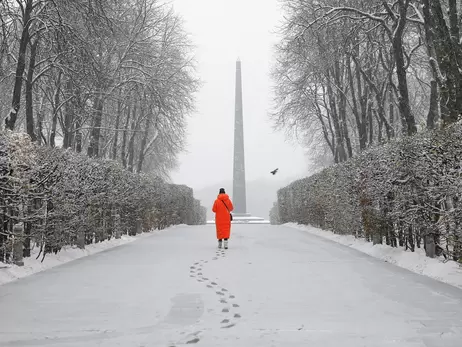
xmin=273 ymin=123 xmax=462 ymax=262
xmin=0 ymin=132 xmax=205 ymax=263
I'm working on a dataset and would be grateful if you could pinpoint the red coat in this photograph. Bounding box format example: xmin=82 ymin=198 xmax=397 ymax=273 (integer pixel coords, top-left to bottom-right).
xmin=212 ymin=193 xmax=234 ymax=239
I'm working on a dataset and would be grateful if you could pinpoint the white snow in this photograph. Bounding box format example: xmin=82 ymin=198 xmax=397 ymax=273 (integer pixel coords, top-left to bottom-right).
xmin=207 ymin=220 xmax=270 ymax=224
xmin=0 ymin=227 xmax=177 ymax=286
xmin=207 ymin=216 xmax=269 ymax=225
xmin=1 ymin=224 xmax=462 ymax=347
xmin=285 ymin=223 xmax=462 ymax=289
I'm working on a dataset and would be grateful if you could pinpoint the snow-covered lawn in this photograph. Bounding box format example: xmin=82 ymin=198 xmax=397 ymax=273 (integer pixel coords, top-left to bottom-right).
xmin=0 ymin=227 xmax=175 ymax=286
xmin=285 ymin=223 xmax=462 ymax=290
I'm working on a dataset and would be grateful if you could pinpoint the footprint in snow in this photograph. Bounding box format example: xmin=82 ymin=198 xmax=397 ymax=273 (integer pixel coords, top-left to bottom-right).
xmin=186 ymin=337 xmax=200 ymax=344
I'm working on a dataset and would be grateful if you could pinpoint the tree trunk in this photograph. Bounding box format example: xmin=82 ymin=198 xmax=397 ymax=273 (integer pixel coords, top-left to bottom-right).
xmin=112 ymin=99 xmax=122 ymax=160
xmin=121 ymin=103 xmax=132 ymax=168
xmin=339 ymin=101 xmax=352 ymax=158
xmin=448 ymin=0 xmax=460 ymax=54
xmin=127 ymin=119 xmax=136 ymax=172
xmin=427 ymin=80 xmax=439 ymax=129
xmin=377 ymin=112 xmax=384 ymax=143
xmin=37 ymin=110 xmax=45 ymax=145
xmin=5 ymin=0 xmax=33 ymax=131
xmin=430 ymin=0 xmax=462 ymax=125
xmin=392 ymin=0 xmax=417 ymax=135
xmin=35 ymin=94 xmax=45 ymax=145
xmin=326 ymin=72 xmax=347 ymax=162
xmin=422 ymin=0 xmax=440 ymax=129
xmin=50 ymin=71 xmax=62 ymax=148
xmin=25 ymin=37 xmax=39 ymax=141
xmin=63 ymin=80 xmax=74 ymax=149
xmin=425 ymin=231 xmax=436 ymax=258
xmin=388 ymin=85 xmax=396 ymax=138
xmin=398 ymin=225 xmax=405 ymax=247
xmin=128 ymin=99 xmax=145 ymax=172
xmin=347 ymin=54 xmax=366 ymax=150
xmin=75 ymin=116 xmax=82 ymax=153
xmin=23 ymin=204 xmax=32 ymax=257
xmin=320 ymin=86 xmax=336 ymax=159
xmin=334 ymin=61 xmax=352 ymax=158
xmin=137 ymin=116 xmax=151 ymax=173
xmin=367 ymin=101 xmax=374 ymax=145
xmin=13 ymin=224 xmax=24 ymax=266
xmin=87 ymin=92 xmax=104 ymax=157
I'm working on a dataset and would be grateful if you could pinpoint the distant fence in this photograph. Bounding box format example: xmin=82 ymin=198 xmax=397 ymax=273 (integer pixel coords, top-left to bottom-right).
xmin=271 ymin=123 xmax=462 ymax=262
xmin=0 ymin=132 xmax=206 ymax=265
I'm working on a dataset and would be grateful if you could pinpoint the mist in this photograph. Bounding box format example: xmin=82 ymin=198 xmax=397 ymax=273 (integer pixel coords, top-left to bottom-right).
xmin=170 ymin=0 xmax=310 ymax=202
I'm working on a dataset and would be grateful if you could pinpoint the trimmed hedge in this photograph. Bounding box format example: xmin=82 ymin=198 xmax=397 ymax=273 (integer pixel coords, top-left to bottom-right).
xmin=272 ymin=123 xmax=462 ymax=261
xmin=0 ymin=132 xmax=205 ymax=263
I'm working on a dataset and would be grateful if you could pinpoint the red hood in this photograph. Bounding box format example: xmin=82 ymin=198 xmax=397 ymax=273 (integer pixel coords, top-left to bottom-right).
xmin=217 ymin=193 xmax=230 ymax=200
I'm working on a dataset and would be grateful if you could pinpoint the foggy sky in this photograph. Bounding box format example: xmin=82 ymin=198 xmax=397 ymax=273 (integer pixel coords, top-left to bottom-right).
xmin=170 ymin=0 xmax=309 ymax=190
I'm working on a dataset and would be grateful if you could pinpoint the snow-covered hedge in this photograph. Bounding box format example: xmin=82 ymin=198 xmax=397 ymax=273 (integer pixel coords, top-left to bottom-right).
xmin=0 ymin=132 xmax=205 ymax=263
xmin=272 ymin=123 xmax=462 ymax=262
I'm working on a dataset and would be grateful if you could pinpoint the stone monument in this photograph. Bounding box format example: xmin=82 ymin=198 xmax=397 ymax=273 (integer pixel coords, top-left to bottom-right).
xmin=232 ymin=59 xmax=248 ymax=216
xmin=232 ymin=59 xmax=265 ymax=222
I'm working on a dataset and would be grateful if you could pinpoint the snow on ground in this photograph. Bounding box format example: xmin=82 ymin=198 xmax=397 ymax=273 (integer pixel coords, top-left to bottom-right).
xmin=1 ymin=224 xmax=462 ymax=346
xmin=285 ymin=223 xmax=462 ymax=289
xmin=0 ymin=226 xmax=181 ymax=286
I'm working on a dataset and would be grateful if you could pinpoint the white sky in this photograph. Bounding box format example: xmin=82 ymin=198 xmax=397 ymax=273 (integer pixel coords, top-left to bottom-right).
xmin=170 ymin=0 xmax=309 ymax=190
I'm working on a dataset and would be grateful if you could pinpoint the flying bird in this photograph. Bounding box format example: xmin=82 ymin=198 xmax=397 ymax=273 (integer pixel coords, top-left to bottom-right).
xmin=270 ymin=168 xmax=279 ymax=175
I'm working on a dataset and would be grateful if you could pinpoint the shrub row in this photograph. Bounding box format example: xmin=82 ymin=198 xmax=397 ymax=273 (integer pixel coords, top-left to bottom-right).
xmin=272 ymin=123 xmax=462 ymax=262
xmin=0 ymin=132 xmax=205 ymax=263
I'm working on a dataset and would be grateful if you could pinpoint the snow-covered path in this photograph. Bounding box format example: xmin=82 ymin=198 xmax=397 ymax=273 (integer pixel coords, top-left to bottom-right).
xmin=1 ymin=225 xmax=462 ymax=347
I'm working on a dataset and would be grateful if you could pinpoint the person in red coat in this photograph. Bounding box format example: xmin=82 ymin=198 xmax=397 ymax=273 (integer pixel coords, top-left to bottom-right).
xmin=212 ymin=188 xmax=234 ymax=249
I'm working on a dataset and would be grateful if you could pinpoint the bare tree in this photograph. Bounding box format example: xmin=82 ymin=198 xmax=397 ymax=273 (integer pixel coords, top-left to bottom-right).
xmin=273 ymin=0 xmax=440 ymax=164
xmin=4 ymin=0 xmax=49 ymax=131
xmin=0 ymin=0 xmax=198 ymax=191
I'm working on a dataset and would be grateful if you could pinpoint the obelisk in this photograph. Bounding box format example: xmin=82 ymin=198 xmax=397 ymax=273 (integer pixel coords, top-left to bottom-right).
xmin=232 ymin=59 xmax=247 ymax=215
